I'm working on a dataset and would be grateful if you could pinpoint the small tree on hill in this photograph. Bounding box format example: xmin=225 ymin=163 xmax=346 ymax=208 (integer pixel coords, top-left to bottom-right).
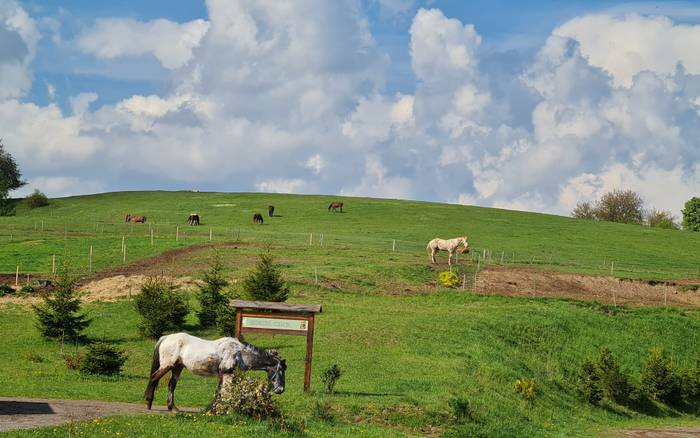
xmin=134 ymin=276 xmax=189 ymax=338
xmin=646 ymin=208 xmax=678 ymax=229
xmin=0 ymin=139 xmax=25 ymax=216
xmin=25 ymin=189 xmax=49 ymax=209
xmin=197 ymin=252 xmax=230 ymax=328
xmin=682 ymin=197 xmax=700 ymax=231
xmin=593 ymin=189 xmax=644 ymax=224
xmin=33 ymin=268 xmax=91 ymax=343
xmin=572 ymin=201 xmax=596 ymax=220
xmin=243 ymin=251 xmax=289 ymax=302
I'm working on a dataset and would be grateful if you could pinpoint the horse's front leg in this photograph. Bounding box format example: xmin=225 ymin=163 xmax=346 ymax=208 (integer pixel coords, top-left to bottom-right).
xmin=167 ymin=365 xmax=184 ymax=412
xmin=448 ymin=250 xmax=453 ymax=265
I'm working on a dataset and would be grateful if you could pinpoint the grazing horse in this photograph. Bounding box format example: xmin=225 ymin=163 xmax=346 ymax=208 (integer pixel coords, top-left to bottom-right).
xmin=328 ymin=202 xmax=343 ymax=212
xmin=427 ymin=236 xmax=469 ymax=265
xmin=253 ymin=213 xmax=264 ymax=224
xmin=187 ymin=213 xmax=200 ymax=226
xmin=125 ymin=214 xmax=146 ymax=223
xmin=268 ymin=205 xmax=275 ymax=217
xmin=145 ymin=333 xmax=286 ymax=412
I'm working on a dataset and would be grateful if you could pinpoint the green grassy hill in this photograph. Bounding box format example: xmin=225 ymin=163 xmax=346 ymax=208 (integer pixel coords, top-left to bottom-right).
xmin=2 ymin=191 xmax=700 ymax=437
xmin=1 ymin=191 xmax=698 ymax=279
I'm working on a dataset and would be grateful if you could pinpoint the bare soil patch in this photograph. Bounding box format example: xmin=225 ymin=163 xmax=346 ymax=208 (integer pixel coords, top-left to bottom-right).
xmin=617 ymin=427 xmax=700 ymax=437
xmin=477 ymin=266 xmax=700 ymax=307
xmin=0 ymin=397 xmax=196 ymax=432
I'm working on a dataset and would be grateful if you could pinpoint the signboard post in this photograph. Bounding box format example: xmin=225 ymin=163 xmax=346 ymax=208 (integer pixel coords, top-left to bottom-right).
xmin=231 ymin=300 xmax=322 ymax=392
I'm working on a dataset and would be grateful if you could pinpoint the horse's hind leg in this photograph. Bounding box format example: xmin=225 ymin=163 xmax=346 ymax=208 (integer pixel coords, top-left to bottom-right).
xmin=430 ymin=249 xmax=436 ymax=264
xmin=145 ymin=366 xmax=171 ymax=410
xmin=167 ymin=365 xmax=184 ymax=412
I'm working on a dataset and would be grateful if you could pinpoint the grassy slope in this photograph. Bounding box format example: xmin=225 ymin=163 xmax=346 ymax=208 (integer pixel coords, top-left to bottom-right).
xmin=2 ymin=192 xmax=700 ymax=436
xmin=0 ymin=191 xmax=698 ymax=279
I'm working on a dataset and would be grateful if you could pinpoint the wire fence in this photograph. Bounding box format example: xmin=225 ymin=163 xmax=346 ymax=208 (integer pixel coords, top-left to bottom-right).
xmin=1 ymin=218 xmax=699 ymax=284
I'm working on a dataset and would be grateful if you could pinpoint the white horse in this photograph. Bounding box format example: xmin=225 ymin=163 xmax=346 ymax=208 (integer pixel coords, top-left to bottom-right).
xmin=427 ymin=236 xmax=469 ymax=265
xmin=144 ymin=333 xmax=286 ymax=412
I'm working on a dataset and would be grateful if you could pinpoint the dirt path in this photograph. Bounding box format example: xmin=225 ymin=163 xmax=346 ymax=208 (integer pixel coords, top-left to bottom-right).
xmin=618 ymin=427 xmax=700 ymax=437
xmin=0 ymin=397 xmax=196 ymax=432
xmin=477 ymin=266 xmax=700 ymax=308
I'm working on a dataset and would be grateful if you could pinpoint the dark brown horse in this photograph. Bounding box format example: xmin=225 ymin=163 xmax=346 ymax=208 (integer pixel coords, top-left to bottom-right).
xmin=126 ymin=214 xmax=146 ymax=223
xmin=268 ymin=205 xmax=275 ymax=217
xmin=187 ymin=213 xmax=200 ymax=226
xmin=328 ymin=202 xmax=343 ymax=212
xmin=253 ymin=213 xmax=264 ymax=224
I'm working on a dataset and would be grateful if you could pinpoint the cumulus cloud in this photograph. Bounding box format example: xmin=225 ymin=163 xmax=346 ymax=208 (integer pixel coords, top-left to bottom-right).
xmin=77 ymin=17 xmax=210 ymax=69
xmin=5 ymin=2 xmax=700 ymax=218
xmin=0 ymin=0 xmax=38 ymax=99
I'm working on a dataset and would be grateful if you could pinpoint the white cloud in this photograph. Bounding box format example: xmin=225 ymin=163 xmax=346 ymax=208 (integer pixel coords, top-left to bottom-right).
xmin=5 ymin=3 xmax=700 ymax=219
xmin=255 ymin=178 xmax=311 ymax=194
xmin=555 ymin=14 xmax=700 ymax=87
xmin=77 ymin=18 xmax=210 ymax=69
xmin=0 ymin=0 xmax=39 ymax=99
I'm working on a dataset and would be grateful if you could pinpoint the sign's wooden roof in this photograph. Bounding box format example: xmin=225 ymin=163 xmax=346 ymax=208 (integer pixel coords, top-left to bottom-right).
xmin=230 ymin=300 xmax=322 ymax=314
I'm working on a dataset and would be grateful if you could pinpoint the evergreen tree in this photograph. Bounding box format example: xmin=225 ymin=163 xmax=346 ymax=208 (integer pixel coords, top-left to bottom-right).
xmin=242 ymin=251 xmax=289 ymax=302
xmin=197 ymin=252 xmax=230 ymax=327
xmin=33 ymin=269 xmax=91 ymax=342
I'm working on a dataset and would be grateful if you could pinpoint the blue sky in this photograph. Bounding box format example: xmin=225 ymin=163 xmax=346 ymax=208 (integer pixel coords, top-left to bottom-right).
xmin=3 ymin=0 xmax=700 ymax=216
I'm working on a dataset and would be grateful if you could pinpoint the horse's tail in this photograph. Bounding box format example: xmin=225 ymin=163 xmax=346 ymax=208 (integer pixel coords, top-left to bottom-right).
xmin=328 ymin=203 xmax=332 ymax=211
xmin=149 ymin=336 xmax=165 ymax=378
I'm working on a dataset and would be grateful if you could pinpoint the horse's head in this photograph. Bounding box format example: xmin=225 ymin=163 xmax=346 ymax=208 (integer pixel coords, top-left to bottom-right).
xmin=461 ymin=237 xmax=470 ymax=253
xmin=266 ymin=350 xmax=286 ymax=394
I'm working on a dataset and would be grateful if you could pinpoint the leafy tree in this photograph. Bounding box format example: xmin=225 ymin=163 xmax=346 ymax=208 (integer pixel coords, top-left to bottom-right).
xmin=0 ymin=139 xmax=25 ymax=216
xmin=33 ymin=268 xmax=91 ymax=342
xmin=0 ymin=139 xmax=25 ymax=192
xmin=593 ymin=190 xmax=644 ymax=224
xmin=134 ymin=276 xmax=189 ymax=338
xmin=242 ymin=252 xmax=289 ymax=302
xmin=645 ymin=208 xmax=678 ymax=229
xmin=25 ymin=189 xmax=49 ymax=209
xmin=682 ymin=197 xmax=700 ymax=231
xmin=197 ymin=252 xmax=230 ymax=328
xmin=572 ymin=201 xmax=596 ymax=220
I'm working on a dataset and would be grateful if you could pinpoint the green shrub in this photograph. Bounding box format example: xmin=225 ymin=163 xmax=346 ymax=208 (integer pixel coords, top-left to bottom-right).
xmin=596 ymin=348 xmax=634 ymax=405
xmin=0 ymin=283 xmax=13 ymax=296
xmin=242 ymin=252 xmax=289 ymax=302
xmin=311 ymin=400 xmax=335 ymax=423
xmin=197 ymin=252 xmax=229 ymax=328
xmin=682 ymin=197 xmax=700 ymax=231
xmin=448 ymin=396 xmax=474 ymax=422
xmin=25 ymin=189 xmax=49 ymax=209
xmin=512 ymin=378 xmax=536 ymax=401
xmin=134 ymin=276 xmax=189 ymax=338
xmin=577 ymin=358 xmax=603 ymax=404
xmin=20 ymin=284 xmax=34 ymax=294
xmin=321 ymin=363 xmax=342 ymax=394
xmin=682 ymin=358 xmax=700 ymax=402
xmin=32 ymin=270 xmax=90 ymax=342
xmin=78 ymin=342 xmax=127 ymax=376
xmin=438 ymin=271 xmax=459 ymax=288
xmin=207 ymin=371 xmax=281 ymax=420
xmin=641 ymin=349 xmax=682 ymax=405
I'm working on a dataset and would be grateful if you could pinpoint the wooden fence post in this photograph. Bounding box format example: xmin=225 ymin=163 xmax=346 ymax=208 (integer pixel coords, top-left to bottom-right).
xmin=176 ymin=226 xmax=180 ymax=242
xmin=89 ymin=245 xmax=93 ymax=273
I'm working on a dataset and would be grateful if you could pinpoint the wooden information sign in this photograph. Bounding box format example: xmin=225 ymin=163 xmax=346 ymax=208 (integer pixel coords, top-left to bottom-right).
xmin=231 ymin=300 xmax=322 ymax=392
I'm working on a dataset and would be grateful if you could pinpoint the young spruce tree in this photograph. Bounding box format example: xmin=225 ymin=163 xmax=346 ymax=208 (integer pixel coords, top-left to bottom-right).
xmin=242 ymin=251 xmax=289 ymax=302
xmin=197 ymin=252 xmax=230 ymax=328
xmin=33 ymin=268 xmax=91 ymax=342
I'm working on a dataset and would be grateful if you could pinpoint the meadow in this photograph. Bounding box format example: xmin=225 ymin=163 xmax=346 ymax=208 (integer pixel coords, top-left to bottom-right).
xmin=1 ymin=191 xmax=700 ymax=436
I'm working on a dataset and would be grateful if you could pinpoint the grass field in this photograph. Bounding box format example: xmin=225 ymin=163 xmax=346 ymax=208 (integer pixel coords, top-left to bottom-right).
xmin=2 ymin=191 xmax=700 ymax=437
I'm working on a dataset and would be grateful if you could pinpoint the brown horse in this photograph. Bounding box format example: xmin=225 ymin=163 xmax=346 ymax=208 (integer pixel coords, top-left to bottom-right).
xmin=328 ymin=202 xmax=343 ymax=212
xmin=268 ymin=205 xmax=275 ymax=217
xmin=187 ymin=213 xmax=200 ymax=226
xmin=253 ymin=213 xmax=264 ymax=224
xmin=126 ymin=214 xmax=146 ymax=223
